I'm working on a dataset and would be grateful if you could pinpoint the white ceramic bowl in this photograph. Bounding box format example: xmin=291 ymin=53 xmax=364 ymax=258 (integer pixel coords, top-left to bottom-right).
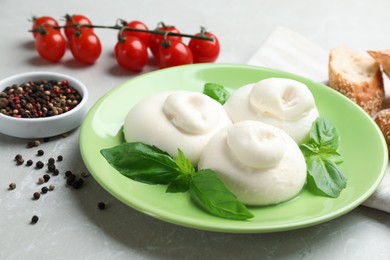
xmin=0 ymin=71 xmax=88 ymax=138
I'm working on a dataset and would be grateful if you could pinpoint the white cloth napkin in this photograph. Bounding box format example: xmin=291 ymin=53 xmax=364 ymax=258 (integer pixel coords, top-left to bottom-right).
xmin=247 ymin=26 xmax=390 ymax=213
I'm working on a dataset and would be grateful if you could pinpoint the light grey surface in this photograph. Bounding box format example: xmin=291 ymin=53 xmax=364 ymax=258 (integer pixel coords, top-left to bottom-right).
xmin=0 ymin=0 xmax=389 ymax=259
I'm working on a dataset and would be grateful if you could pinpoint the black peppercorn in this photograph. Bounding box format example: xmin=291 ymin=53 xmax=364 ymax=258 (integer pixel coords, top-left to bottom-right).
xmin=37 ymin=149 xmax=44 ymax=156
xmin=16 ymin=157 xmax=24 ymax=165
xmin=41 ymin=186 xmax=48 ymax=194
xmin=36 ymin=161 xmax=44 ymax=169
xmin=65 ymin=170 xmax=72 ymax=178
xmin=97 ymin=202 xmax=106 ymax=210
xmin=31 ymin=215 xmax=39 ymax=224
xmin=43 ymin=174 xmax=50 ymax=182
xmin=72 ymin=178 xmax=84 ymax=189
xmin=14 ymin=154 xmax=22 ymax=161
xmin=57 ymin=155 xmax=63 ymax=161
xmin=48 ymin=157 xmax=55 ymax=165
xmin=53 ymin=169 xmax=59 ymax=176
xmin=66 ymin=174 xmax=76 ymax=185
xmin=33 ymin=192 xmax=40 ymax=200
xmin=47 ymin=164 xmax=56 ymax=173
xmin=26 ymin=159 xmax=33 ymax=166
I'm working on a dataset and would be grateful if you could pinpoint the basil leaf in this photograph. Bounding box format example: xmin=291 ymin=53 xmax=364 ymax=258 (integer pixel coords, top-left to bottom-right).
xmin=299 ymin=142 xmax=318 ymax=157
xmin=310 ymin=116 xmax=339 ymax=149
xmin=306 ymin=155 xmax=347 ymax=198
xmin=176 ymin=149 xmax=195 ymax=175
xmin=203 ymin=83 xmax=230 ymax=105
xmin=300 ymin=143 xmax=343 ymax=164
xmin=318 ymin=148 xmax=344 ymax=164
xmin=166 ymin=174 xmax=192 ymax=193
xmin=100 ymin=142 xmax=181 ymax=185
xmin=189 ymin=169 xmax=254 ymax=220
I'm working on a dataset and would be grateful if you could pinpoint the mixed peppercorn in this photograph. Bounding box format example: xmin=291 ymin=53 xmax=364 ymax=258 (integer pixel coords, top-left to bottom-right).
xmin=0 ymin=79 xmax=82 ymax=118
xmin=7 ymin=138 xmax=107 ymax=225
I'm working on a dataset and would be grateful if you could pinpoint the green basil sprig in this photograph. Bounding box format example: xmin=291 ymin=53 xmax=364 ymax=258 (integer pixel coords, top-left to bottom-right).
xmin=101 ymin=142 xmax=254 ymax=220
xmin=203 ymin=82 xmax=230 ymax=105
xmin=299 ymin=116 xmax=347 ymax=197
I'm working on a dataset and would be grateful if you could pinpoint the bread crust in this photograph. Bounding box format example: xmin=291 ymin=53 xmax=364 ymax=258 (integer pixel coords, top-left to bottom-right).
xmin=367 ymin=49 xmax=390 ymax=78
xmin=374 ymin=108 xmax=390 ymax=157
xmin=329 ymin=47 xmax=384 ymax=117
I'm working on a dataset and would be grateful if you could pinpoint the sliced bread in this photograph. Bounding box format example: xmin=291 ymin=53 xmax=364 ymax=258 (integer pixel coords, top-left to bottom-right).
xmin=374 ymin=108 xmax=390 ymax=157
xmin=367 ymin=49 xmax=390 ymax=78
xmin=329 ymin=46 xmax=384 ymax=116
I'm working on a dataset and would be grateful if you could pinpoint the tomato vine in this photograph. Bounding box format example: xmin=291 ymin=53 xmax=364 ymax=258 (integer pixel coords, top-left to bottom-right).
xmin=30 ymin=14 xmax=219 ymax=71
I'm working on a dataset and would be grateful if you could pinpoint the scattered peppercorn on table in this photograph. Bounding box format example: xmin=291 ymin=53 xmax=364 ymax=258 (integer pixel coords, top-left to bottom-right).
xmin=0 ymin=0 xmax=389 ymax=259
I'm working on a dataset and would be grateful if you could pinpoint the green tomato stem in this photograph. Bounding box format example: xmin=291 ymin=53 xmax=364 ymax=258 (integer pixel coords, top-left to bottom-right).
xmin=30 ymin=23 xmax=214 ymax=41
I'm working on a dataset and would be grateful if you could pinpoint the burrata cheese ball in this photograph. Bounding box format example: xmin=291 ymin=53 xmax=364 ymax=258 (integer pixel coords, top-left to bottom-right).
xmin=123 ymin=91 xmax=232 ymax=165
xmin=224 ymin=78 xmax=319 ymax=144
xmin=198 ymin=120 xmax=307 ymax=206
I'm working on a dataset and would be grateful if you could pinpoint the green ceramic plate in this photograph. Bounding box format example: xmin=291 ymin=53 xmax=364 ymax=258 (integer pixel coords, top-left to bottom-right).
xmin=80 ymin=64 xmax=388 ymax=233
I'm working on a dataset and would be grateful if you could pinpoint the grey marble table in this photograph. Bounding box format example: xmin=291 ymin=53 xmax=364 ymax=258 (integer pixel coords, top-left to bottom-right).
xmin=0 ymin=0 xmax=389 ymax=259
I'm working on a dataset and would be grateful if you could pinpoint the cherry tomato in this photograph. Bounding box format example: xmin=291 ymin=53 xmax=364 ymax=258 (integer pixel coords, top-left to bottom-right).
xmin=69 ymin=30 xmax=102 ymax=64
xmin=64 ymin=14 xmax=93 ymax=40
xmin=31 ymin=16 xmax=59 ymax=38
xmin=35 ymin=27 xmax=66 ymax=62
xmin=189 ymin=31 xmax=220 ymax=63
xmin=149 ymin=24 xmax=182 ymax=58
xmin=124 ymin=20 xmax=150 ymax=48
xmin=114 ymin=35 xmax=148 ymax=72
xmin=157 ymin=41 xmax=193 ymax=69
